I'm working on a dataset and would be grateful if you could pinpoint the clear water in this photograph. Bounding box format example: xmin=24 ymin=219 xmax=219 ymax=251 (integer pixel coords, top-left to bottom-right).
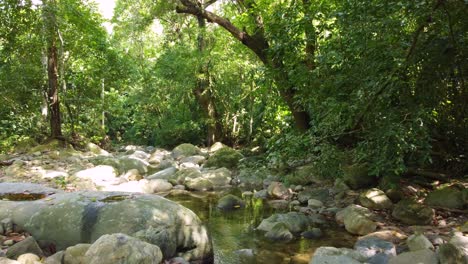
xmin=166 ymin=190 xmax=356 ymax=264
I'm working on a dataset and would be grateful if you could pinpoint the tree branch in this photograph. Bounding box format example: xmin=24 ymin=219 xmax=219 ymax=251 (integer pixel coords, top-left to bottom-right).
xmin=176 ymin=3 xmax=268 ymax=63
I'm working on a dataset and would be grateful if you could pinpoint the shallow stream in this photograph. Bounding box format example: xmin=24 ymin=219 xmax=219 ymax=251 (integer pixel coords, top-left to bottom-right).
xmin=167 ymin=190 xmax=356 ymax=264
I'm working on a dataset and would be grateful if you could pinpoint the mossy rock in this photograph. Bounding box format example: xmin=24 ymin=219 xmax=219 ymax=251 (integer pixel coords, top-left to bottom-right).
xmin=14 ymin=137 xmax=38 ymax=153
xmin=205 ymin=147 xmax=243 ymax=169
xmin=217 ymin=194 xmax=245 ymax=210
xmin=392 ymin=199 xmax=434 ymax=225
xmin=343 ymin=164 xmax=376 ymax=190
xmin=29 ymin=139 xmax=73 ymax=154
xmin=425 ymin=186 xmax=466 ymax=209
xmin=172 ymin=144 xmax=201 ymax=160
xmin=285 ymin=165 xmax=317 ymax=186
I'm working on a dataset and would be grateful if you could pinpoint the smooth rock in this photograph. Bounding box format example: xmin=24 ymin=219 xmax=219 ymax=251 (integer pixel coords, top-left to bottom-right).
xmin=143 ymin=179 xmax=173 ymax=193
xmin=308 ymin=199 xmax=324 ymax=209
xmin=118 ymin=156 xmax=149 ymax=174
xmin=146 ymin=167 xmax=178 ymax=181
xmin=265 ymin=223 xmax=293 ymax=242
xmin=310 ymin=247 xmax=367 ymax=264
xmin=209 ymin=142 xmax=226 ymax=153
xmin=298 ymin=188 xmax=330 ymax=204
xmin=425 ymin=186 xmax=466 ymax=209
xmin=44 ymin=251 xmax=64 ymax=264
xmin=63 ymin=244 xmax=91 ymax=264
xmin=337 ymin=205 xmax=376 ymax=235
xmin=217 ymin=194 xmax=245 ymax=210
xmin=1 ymin=218 xmax=13 ymax=234
xmin=84 ymin=233 xmax=162 ymax=264
xmin=0 ymin=258 xmax=21 ymax=264
xmin=180 ymin=155 xmax=206 ymax=165
xmin=257 ymin=212 xmax=323 ymax=233
xmin=0 ymin=186 xmax=213 ymax=262
xmin=360 ymin=188 xmax=393 ymax=209
xmin=407 ymin=234 xmax=434 ymax=251
xmin=388 ymin=249 xmax=437 ymax=264
xmin=354 ymin=237 xmax=396 ymax=259
xmin=172 ymin=144 xmax=200 ymax=160
xmin=201 ymin=168 xmax=232 ymax=188
xmin=5 ymin=237 xmax=43 ymax=259
xmin=123 ymin=169 xmax=142 ymax=181
xmin=16 ymin=253 xmax=40 ymax=264
xmin=449 ymin=234 xmax=468 ymax=257
xmin=185 ymin=178 xmax=213 ymax=191
xmin=392 ymin=200 xmax=434 ymax=225
xmin=74 ymin=165 xmax=118 ymax=187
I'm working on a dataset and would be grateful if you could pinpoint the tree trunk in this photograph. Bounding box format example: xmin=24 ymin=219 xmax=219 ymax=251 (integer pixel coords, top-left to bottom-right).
xmin=44 ymin=0 xmax=62 ymax=139
xmin=194 ymin=15 xmax=222 ymax=146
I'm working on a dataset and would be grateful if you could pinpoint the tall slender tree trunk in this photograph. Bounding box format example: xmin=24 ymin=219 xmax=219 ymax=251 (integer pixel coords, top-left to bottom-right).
xmin=44 ymin=0 xmax=62 ymax=139
xmin=194 ymin=15 xmax=222 ymax=146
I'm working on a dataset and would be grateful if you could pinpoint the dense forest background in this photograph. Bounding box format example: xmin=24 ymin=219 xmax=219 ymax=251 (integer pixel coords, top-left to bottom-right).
xmin=1 ymin=0 xmax=466 ymax=182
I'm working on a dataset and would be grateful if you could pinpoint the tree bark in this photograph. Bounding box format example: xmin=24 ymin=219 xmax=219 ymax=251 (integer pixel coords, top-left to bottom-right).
xmin=44 ymin=0 xmax=62 ymax=139
xmin=194 ymin=15 xmax=223 ymax=145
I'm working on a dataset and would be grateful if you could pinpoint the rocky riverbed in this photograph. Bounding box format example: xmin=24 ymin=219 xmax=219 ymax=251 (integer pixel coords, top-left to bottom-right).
xmin=0 ymin=140 xmax=467 ymax=263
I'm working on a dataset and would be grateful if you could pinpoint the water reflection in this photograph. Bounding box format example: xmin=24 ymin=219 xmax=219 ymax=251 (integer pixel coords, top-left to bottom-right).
xmin=167 ymin=190 xmax=355 ymax=264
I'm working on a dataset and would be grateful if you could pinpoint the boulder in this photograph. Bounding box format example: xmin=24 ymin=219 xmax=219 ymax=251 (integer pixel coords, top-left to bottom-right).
xmin=217 ymin=195 xmax=245 ymax=210
xmin=407 ymin=234 xmax=434 ymax=251
xmin=285 ymin=165 xmax=318 ymax=186
xmin=118 ymin=156 xmax=149 ymax=175
xmin=201 ymin=168 xmax=232 ymax=188
xmin=143 ymin=179 xmax=173 ymax=193
xmin=425 ymin=186 xmax=466 ymax=209
xmin=123 ymin=169 xmax=142 ymax=181
xmin=172 ymin=144 xmax=201 ymax=160
xmin=265 ymin=223 xmax=293 ymax=242
xmin=129 ymin=150 xmax=150 ymax=160
xmin=44 ymin=251 xmax=64 ymax=264
xmin=86 ymin=143 xmax=110 ymax=156
xmin=63 ymin=244 xmax=90 ymax=264
xmin=180 ymin=156 xmax=206 ymax=165
xmin=257 ymin=212 xmax=324 ymax=234
xmin=5 ymin=237 xmax=43 ymax=259
xmin=343 ymin=164 xmax=375 ymax=190
xmin=16 ymin=254 xmax=39 ymax=264
xmin=354 ymin=237 xmax=396 ymax=259
xmin=146 ymin=167 xmax=178 ymax=181
xmin=74 ymin=165 xmax=119 ymax=188
xmin=308 ymin=199 xmax=324 ymax=209
xmin=449 ymin=234 xmax=468 ymax=258
xmin=185 ymin=178 xmax=213 ymax=191
xmin=205 ymin=147 xmax=243 ymax=169
xmin=388 ymin=249 xmax=437 ymax=264
xmin=359 ymin=188 xmax=393 ymax=210
xmin=437 ymin=242 xmax=467 ymax=264
xmin=174 ymin=168 xmax=202 ymax=185
xmin=392 ymin=200 xmax=434 ymax=225
xmin=84 ymin=233 xmax=162 ymax=264
xmin=310 ymin=247 xmax=367 ymax=264
xmin=209 ymin=142 xmax=227 ymax=153
xmin=0 ymin=258 xmax=20 ymax=264
xmin=298 ymin=188 xmax=330 ymax=204
xmin=0 ymin=184 xmax=213 ymax=262
xmin=336 ymin=205 xmax=377 ymax=235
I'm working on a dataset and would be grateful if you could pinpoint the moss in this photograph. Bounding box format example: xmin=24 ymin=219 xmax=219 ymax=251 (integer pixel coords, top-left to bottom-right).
xmin=205 ymin=147 xmax=243 ymax=169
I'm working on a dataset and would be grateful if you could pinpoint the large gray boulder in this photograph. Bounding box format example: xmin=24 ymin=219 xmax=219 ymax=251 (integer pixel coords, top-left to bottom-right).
xmin=84 ymin=233 xmax=162 ymax=264
xmin=146 ymin=167 xmax=178 ymax=181
xmin=118 ymin=156 xmax=149 ymax=175
xmin=0 ymin=183 xmax=213 ymax=263
xmin=392 ymin=199 xmax=434 ymax=225
xmin=201 ymin=168 xmax=232 ymax=188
